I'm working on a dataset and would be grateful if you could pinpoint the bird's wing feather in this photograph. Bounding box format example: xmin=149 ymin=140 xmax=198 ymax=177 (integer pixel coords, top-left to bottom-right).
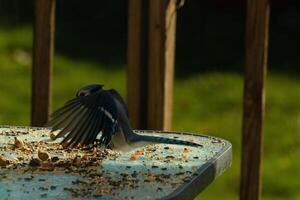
xmin=48 ymin=90 xmax=119 ymax=147
xmin=108 ymin=89 xmax=128 ymax=116
xmin=48 ymin=86 xmax=203 ymax=149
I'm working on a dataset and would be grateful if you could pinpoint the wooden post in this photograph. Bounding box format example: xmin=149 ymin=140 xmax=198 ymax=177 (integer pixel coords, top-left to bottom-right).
xmin=31 ymin=0 xmax=56 ymax=126
xmin=147 ymin=0 xmax=176 ymax=131
xmin=240 ymin=0 xmax=270 ymax=199
xmin=127 ymin=0 xmax=176 ymax=131
xmin=127 ymin=0 xmax=149 ymax=129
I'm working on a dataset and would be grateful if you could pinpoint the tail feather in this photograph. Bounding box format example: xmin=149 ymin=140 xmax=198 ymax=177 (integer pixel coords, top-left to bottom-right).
xmin=135 ymin=134 xmax=202 ymax=147
xmin=118 ymin=110 xmax=202 ymax=148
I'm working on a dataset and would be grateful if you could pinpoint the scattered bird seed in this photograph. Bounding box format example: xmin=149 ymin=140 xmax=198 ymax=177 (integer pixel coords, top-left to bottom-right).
xmin=14 ymin=137 xmax=24 ymax=148
xmin=29 ymin=158 xmax=41 ymax=167
xmin=0 ymin=156 xmax=9 ymax=166
xmin=51 ymin=156 xmax=59 ymax=162
xmin=38 ymin=150 xmax=49 ymax=161
xmin=50 ymin=185 xmax=57 ymax=190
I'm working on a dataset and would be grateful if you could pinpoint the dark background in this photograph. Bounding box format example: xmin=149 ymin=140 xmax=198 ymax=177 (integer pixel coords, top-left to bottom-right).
xmin=0 ymin=0 xmax=299 ymax=76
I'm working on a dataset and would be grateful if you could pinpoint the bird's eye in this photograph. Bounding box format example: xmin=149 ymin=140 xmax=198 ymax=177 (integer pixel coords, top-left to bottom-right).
xmin=76 ymin=84 xmax=103 ymax=97
xmin=77 ymin=91 xmax=89 ymax=97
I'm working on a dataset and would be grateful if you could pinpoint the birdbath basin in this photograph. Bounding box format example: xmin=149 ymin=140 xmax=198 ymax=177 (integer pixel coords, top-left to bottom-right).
xmin=0 ymin=126 xmax=231 ymax=200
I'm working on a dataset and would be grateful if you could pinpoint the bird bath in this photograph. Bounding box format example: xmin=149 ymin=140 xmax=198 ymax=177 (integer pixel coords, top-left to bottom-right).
xmin=0 ymin=126 xmax=231 ymax=200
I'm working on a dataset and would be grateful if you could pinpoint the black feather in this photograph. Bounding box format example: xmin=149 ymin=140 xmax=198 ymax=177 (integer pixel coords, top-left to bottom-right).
xmin=48 ymin=87 xmax=119 ymax=148
xmin=135 ymin=134 xmax=202 ymax=147
xmin=48 ymin=84 xmax=202 ymax=149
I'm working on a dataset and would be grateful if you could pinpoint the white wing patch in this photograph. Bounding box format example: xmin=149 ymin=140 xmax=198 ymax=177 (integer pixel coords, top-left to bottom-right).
xmin=98 ymin=106 xmax=116 ymax=123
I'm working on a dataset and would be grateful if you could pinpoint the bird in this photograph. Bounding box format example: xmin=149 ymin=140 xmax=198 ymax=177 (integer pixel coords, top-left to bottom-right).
xmin=47 ymin=84 xmax=202 ymax=151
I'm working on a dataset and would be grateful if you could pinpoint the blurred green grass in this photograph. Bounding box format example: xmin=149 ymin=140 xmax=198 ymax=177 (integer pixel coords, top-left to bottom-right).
xmin=0 ymin=26 xmax=299 ymax=200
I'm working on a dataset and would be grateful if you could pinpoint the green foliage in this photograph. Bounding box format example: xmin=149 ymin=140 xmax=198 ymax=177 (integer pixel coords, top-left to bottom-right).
xmin=174 ymin=73 xmax=300 ymax=200
xmin=0 ymin=26 xmax=299 ymax=200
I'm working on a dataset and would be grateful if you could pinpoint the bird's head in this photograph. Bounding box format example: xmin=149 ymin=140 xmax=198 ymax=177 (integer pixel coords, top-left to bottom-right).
xmin=76 ymin=84 xmax=104 ymax=97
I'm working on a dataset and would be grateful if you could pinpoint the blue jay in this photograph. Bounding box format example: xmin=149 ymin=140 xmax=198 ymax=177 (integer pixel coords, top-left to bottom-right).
xmin=47 ymin=84 xmax=201 ymax=151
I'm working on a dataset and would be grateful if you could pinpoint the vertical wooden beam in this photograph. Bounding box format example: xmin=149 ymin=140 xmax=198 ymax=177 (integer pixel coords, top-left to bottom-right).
xmin=127 ymin=0 xmax=176 ymax=131
xmin=127 ymin=0 xmax=149 ymax=129
xmin=31 ymin=0 xmax=56 ymax=126
xmin=240 ymin=0 xmax=270 ymax=199
xmin=148 ymin=0 xmax=176 ymax=130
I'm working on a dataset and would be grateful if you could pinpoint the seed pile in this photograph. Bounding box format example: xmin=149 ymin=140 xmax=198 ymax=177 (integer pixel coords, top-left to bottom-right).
xmin=0 ymin=131 xmax=116 ymax=172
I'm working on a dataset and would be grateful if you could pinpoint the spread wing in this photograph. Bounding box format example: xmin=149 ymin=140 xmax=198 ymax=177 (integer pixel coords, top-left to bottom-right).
xmin=108 ymin=89 xmax=128 ymax=116
xmin=47 ymin=90 xmax=119 ymax=147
